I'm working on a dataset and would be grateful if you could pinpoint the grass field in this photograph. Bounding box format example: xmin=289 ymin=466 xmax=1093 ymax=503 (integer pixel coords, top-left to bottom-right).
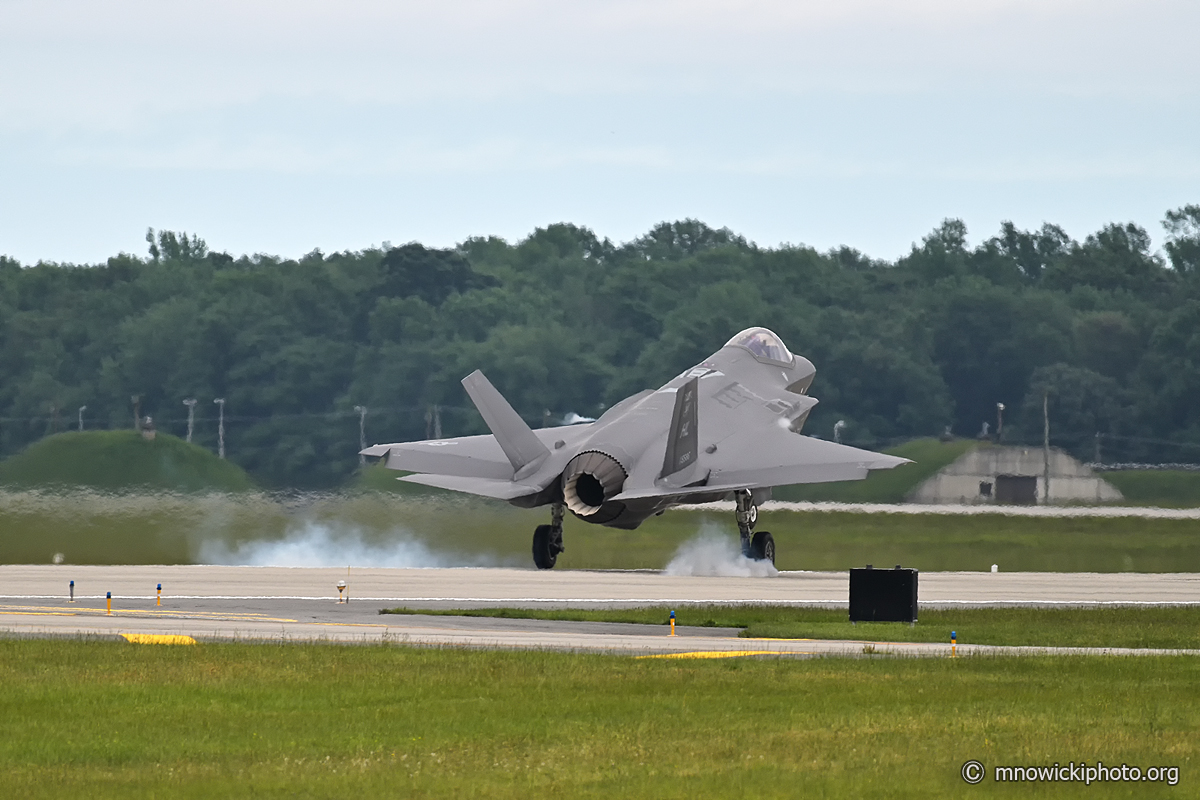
xmin=382 ymin=605 xmax=1200 ymax=650
xmin=4 ymin=488 xmax=1200 ymax=571
xmin=0 ymin=639 xmax=1193 ymax=798
xmin=1103 ymin=470 xmax=1200 ymax=508
xmin=0 ymin=430 xmax=255 ymax=492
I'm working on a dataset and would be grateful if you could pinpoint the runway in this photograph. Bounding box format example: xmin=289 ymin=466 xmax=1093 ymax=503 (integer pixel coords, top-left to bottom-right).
xmin=5 ymin=564 xmax=1200 ymax=606
xmin=1 ymin=565 xmax=1198 ymax=657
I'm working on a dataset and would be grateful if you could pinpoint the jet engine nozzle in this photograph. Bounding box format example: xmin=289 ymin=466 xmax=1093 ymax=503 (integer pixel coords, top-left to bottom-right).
xmin=562 ymin=451 xmax=627 ymax=517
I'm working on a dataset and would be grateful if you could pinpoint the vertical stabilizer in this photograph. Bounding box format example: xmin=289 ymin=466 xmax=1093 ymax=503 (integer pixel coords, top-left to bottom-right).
xmin=661 ymin=377 xmax=699 ymax=478
xmin=461 ymin=370 xmax=550 ymax=473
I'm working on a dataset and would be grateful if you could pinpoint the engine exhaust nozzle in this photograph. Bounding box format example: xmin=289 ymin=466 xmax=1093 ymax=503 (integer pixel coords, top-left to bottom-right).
xmin=562 ymin=451 xmax=627 ymax=517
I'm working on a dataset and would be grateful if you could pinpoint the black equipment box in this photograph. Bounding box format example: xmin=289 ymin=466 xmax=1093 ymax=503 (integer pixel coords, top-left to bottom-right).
xmin=849 ymin=566 xmax=918 ymax=623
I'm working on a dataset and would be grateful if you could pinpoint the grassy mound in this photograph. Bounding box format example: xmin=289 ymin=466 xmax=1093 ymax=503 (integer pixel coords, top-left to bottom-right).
xmin=1101 ymin=470 xmax=1200 ymax=508
xmin=0 ymin=430 xmax=254 ymax=492
xmin=773 ymin=437 xmax=979 ymax=503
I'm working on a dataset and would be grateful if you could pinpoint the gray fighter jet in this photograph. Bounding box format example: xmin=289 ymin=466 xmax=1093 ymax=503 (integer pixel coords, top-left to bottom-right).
xmin=362 ymin=327 xmax=909 ymax=569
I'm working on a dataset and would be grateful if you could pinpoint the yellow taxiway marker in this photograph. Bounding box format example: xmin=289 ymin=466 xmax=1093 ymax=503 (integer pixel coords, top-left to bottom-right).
xmin=637 ymin=650 xmax=788 ymax=660
xmin=120 ymin=634 xmax=197 ymax=646
xmin=0 ymin=604 xmax=297 ymax=623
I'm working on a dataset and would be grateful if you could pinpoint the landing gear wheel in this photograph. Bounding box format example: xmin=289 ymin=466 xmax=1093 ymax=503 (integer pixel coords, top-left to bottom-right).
xmin=749 ymin=531 xmax=775 ymax=564
xmin=532 ymin=524 xmax=559 ymax=570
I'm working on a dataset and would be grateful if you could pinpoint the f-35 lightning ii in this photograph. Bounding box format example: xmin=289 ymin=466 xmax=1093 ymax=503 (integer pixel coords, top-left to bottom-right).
xmin=362 ymin=328 xmax=909 ymax=569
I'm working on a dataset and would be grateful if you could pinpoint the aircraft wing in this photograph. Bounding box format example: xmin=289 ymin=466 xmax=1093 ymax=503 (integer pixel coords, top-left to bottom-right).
xmin=609 ymin=365 xmax=910 ymax=501
xmin=706 ymin=430 xmax=908 ymax=489
xmin=613 ymin=431 xmax=909 ymax=501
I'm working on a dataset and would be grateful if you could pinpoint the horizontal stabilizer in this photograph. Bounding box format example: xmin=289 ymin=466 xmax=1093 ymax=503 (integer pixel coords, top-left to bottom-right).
xmin=462 ymin=370 xmax=550 ymax=474
xmin=382 ymin=435 xmax=514 ymax=480
xmin=399 ymin=473 xmax=542 ymax=501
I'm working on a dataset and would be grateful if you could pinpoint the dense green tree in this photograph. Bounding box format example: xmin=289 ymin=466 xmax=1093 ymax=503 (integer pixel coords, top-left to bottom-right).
xmin=1164 ymin=205 xmax=1200 ymax=275
xmin=1019 ymin=364 xmax=1129 ymax=450
xmin=1044 ymin=223 xmax=1168 ymax=294
xmin=2 ymin=209 xmax=1199 ymax=485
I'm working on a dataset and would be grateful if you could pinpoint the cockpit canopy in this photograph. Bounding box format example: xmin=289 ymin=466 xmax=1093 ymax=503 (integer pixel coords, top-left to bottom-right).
xmin=725 ymin=327 xmax=795 ymax=367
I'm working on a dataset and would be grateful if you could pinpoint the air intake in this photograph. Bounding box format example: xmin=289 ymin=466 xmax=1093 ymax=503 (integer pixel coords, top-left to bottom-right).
xmin=562 ymin=451 xmax=627 ymax=517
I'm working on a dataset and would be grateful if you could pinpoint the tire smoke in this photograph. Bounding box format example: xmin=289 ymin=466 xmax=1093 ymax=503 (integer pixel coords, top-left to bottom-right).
xmin=195 ymin=521 xmax=506 ymax=568
xmin=663 ymin=525 xmax=779 ymax=578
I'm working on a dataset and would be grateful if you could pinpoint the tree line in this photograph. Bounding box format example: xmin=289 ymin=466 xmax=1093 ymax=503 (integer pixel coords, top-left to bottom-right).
xmin=2 ymin=208 xmax=1199 ymax=487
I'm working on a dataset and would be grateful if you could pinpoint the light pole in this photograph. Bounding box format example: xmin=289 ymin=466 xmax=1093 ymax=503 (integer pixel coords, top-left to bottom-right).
xmin=78 ymin=405 xmax=86 ymax=433
xmin=996 ymin=402 xmax=1005 ymax=443
xmin=214 ymin=398 xmax=225 ymax=459
xmin=183 ymin=399 xmax=197 ymax=443
xmin=1042 ymin=392 xmax=1050 ymax=504
xmin=354 ymin=405 xmax=367 ymax=465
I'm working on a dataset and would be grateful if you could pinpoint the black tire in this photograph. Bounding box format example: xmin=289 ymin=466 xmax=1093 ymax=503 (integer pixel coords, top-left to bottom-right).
xmin=749 ymin=531 xmax=775 ymax=564
xmin=532 ymin=524 xmax=558 ymax=570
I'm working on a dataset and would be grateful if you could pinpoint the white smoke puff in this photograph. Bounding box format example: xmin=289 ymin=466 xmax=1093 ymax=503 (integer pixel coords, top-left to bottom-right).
xmin=196 ymin=521 xmax=496 ymax=568
xmin=663 ymin=527 xmax=778 ymax=578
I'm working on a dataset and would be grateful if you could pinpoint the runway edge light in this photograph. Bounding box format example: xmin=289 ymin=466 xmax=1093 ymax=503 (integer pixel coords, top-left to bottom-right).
xmin=157 ymin=583 xmax=162 ymax=607
xmin=106 ymin=591 xmax=112 ymax=615
xmin=69 ymin=580 xmax=74 ymax=603
xmin=951 ymin=630 xmax=957 ymax=658
xmin=670 ymin=610 xmax=675 ymax=637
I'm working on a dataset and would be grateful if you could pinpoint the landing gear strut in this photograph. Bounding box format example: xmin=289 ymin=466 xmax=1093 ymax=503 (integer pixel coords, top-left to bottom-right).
xmin=735 ymin=489 xmax=775 ymax=564
xmin=532 ymin=502 xmax=565 ymax=569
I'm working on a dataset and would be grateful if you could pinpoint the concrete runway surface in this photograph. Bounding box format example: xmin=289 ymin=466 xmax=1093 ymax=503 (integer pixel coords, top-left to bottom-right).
xmin=2 ymin=565 xmax=1199 ymax=658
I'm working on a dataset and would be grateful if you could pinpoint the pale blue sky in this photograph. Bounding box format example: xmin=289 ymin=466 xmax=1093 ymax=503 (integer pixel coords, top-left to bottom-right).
xmin=1 ymin=0 xmax=1196 ymax=264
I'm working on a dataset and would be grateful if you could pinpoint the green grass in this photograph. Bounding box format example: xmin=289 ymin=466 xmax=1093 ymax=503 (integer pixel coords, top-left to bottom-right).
xmin=0 ymin=430 xmax=254 ymax=492
xmin=1103 ymin=470 xmax=1200 ymax=508
xmin=555 ymin=507 xmax=1200 ymax=572
xmin=382 ymin=605 xmax=1200 ymax=650
xmin=0 ymin=639 xmax=1195 ymax=798
xmin=4 ymin=488 xmax=1200 ymax=571
xmin=773 ymin=438 xmax=979 ymax=503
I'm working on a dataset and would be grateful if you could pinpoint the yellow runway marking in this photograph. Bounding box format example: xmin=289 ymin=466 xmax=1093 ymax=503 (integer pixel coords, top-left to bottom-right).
xmin=0 ymin=604 xmax=297 ymax=623
xmin=120 ymin=634 xmax=196 ymax=646
xmin=637 ymin=650 xmax=792 ymax=660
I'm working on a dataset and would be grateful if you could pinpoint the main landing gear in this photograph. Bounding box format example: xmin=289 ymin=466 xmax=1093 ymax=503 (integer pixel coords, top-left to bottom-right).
xmin=736 ymin=489 xmax=775 ymax=564
xmin=532 ymin=502 xmax=565 ymax=570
